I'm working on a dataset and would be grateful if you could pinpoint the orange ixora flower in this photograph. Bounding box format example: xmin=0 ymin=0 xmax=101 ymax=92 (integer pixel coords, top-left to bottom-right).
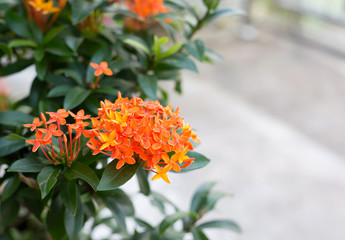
xmin=120 ymin=0 xmax=171 ymax=31
xmin=90 ymin=61 xmax=113 ymax=89
xmin=24 ymin=110 xmax=90 ymax=166
xmin=84 ymin=92 xmax=200 ymax=183
xmin=22 ymin=0 xmax=67 ymax=32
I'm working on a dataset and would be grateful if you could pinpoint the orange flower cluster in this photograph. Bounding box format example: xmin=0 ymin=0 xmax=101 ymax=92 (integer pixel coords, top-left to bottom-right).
xmin=85 ymin=92 xmax=200 ymax=183
xmin=24 ymin=110 xmax=90 ymax=166
xmin=23 ymin=0 xmax=67 ymax=32
xmin=121 ymin=0 xmax=171 ymax=31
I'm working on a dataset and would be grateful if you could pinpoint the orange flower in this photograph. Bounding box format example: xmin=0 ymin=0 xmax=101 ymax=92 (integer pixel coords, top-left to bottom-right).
xmin=90 ymin=62 xmax=113 ymax=76
xmin=85 ymin=91 xmax=199 ymax=183
xmin=23 ymin=117 xmax=43 ymax=131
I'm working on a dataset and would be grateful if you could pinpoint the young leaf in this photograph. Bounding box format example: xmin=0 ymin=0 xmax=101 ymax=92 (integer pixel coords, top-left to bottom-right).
xmin=190 ymin=182 xmax=216 ymax=214
xmin=64 ymin=161 xmax=99 ymax=191
xmin=7 ymin=156 xmax=44 ymax=173
xmin=137 ymin=74 xmax=158 ymax=100
xmin=1 ymin=175 xmax=20 ymax=201
xmin=159 ymin=43 xmax=183 ymax=60
xmin=123 ymin=38 xmax=150 ymax=55
xmin=8 ymin=39 xmax=37 ymax=48
xmin=63 ymin=86 xmax=91 ymax=110
xmin=198 ymin=220 xmax=241 ymax=233
xmin=97 ymin=160 xmax=140 ymax=191
xmin=37 ymin=166 xmax=61 ymax=199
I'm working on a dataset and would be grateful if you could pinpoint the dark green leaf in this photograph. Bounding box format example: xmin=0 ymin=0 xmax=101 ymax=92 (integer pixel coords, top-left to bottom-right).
xmin=137 ymin=74 xmax=157 ymax=100
xmin=71 ymin=0 xmax=95 ymax=24
xmin=41 ymin=25 xmax=66 ymax=45
xmin=0 ymin=42 xmax=13 ymax=59
xmin=64 ymin=86 xmax=91 ymax=110
xmin=0 ymin=59 xmax=34 ymax=76
xmin=8 ymin=39 xmax=37 ymax=48
xmin=5 ymin=133 xmax=26 ymax=141
xmin=1 ymin=175 xmax=20 ymax=201
xmin=18 ymin=188 xmax=44 ymax=219
xmin=0 ymin=136 xmax=26 ymax=157
xmin=159 ymin=212 xmax=191 ymax=237
xmin=160 ymin=54 xmax=198 ymax=72
xmin=47 ymin=196 xmax=66 ymax=240
xmin=64 ymin=194 xmax=84 ymax=240
xmin=134 ymin=217 xmax=154 ymax=230
xmin=93 ymin=87 xmax=118 ymax=95
xmin=0 ymin=110 xmax=33 ymax=127
xmin=191 ymin=227 xmax=209 ymax=240
xmin=185 ymin=40 xmax=205 ymax=61
xmin=178 ymin=151 xmax=210 ymax=173
xmin=136 ymin=166 xmax=151 ymax=196
xmin=191 ymin=182 xmax=216 ymax=213
xmin=5 ymin=11 xmax=30 ymax=38
xmin=56 ymin=69 xmax=83 ymax=85
xmin=37 ymin=166 xmax=61 ymax=199
xmin=60 ymin=180 xmax=78 ymax=216
xmin=36 ymin=60 xmax=47 ymax=80
xmin=97 ymin=160 xmax=140 ymax=191
xmin=45 ymin=40 xmax=74 ymax=57
xmin=198 ymin=220 xmax=241 ymax=233
xmin=0 ymin=198 xmax=19 ymax=227
xmin=34 ymin=48 xmax=44 ymax=61
xmin=47 ymin=85 xmax=73 ymax=98
xmin=8 ymin=156 xmax=44 ymax=173
xmin=65 ymin=36 xmax=83 ymax=52
xmin=64 ymin=161 xmax=99 ymax=191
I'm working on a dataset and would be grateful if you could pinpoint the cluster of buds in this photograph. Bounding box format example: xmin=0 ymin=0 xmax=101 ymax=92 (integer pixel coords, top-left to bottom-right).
xmin=86 ymin=92 xmax=200 ymax=183
xmin=23 ymin=0 xmax=67 ymax=32
xmin=24 ymin=110 xmax=90 ymax=166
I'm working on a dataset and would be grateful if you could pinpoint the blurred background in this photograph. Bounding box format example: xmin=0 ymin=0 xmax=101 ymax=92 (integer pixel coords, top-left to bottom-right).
xmin=3 ymin=0 xmax=345 ymax=239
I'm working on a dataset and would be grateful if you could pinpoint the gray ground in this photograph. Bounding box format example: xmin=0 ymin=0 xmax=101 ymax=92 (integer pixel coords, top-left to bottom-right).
xmin=4 ymin=29 xmax=345 ymax=239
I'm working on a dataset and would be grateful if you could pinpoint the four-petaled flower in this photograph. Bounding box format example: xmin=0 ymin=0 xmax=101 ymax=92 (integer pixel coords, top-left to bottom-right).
xmin=90 ymin=62 xmax=113 ymax=76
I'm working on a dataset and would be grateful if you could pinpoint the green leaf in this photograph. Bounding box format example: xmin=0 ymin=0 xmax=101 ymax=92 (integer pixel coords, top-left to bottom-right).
xmin=18 ymin=188 xmax=44 ymax=219
xmin=0 ymin=136 xmax=26 ymax=158
xmin=5 ymin=133 xmax=26 ymax=141
xmin=8 ymin=156 xmax=44 ymax=173
xmin=205 ymin=8 xmax=243 ymax=24
xmin=198 ymin=220 xmax=241 ymax=233
xmin=206 ymin=192 xmax=229 ymax=212
xmin=123 ymin=38 xmax=150 ymax=55
xmin=159 ymin=54 xmax=198 ymax=72
xmin=93 ymin=87 xmax=118 ymax=95
xmin=41 ymin=25 xmax=66 ymax=45
xmin=36 ymin=60 xmax=47 ymax=80
xmin=71 ymin=0 xmax=95 ymax=24
xmin=0 ymin=42 xmax=13 ymax=59
xmin=0 ymin=59 xmax=34 ymax=76
xmin=60 ymin=180 xmax=78 ymax=216
xmin=64 ymin=194 xmax=84 ymax=240
xmin=45 ymin=40 xmax=74 ymax=57
xmin=159 ymin=43 xmax=183 ymax=60
xmin=63 ymin=86 xmax=91 ymax=110
xmin=0 ymin=110 xmax=33 ymax=127
xmin=97 ymin=160 xmax=140 ymax=191
xmin=64 ymin=161 xmax=99 ymax=191
xmin=56 ymin=69 xmax=83 ymax=85
xmin=37 ymin=166 xmax=61 ymax=199
xmin=0 ymin=198 xmax=19 ymax=227
xmin=8 ymin=39 xmax=37 ymax=48
xmin=137 ymin=74 xmax=158 ymax=100
xmin=47 ymin=196 xmax=66 ymax=240
xmin=5 ymin=11 xmax=30 ymax=38
xmin=178 ymin=151 xmax=210 ymax=173
xmin=151 ymin=191 xmax=179 ymax=212
xmin=190 ymin=182 xmax=216 ymax=213
xmin=191 ymin=227 xmax=209 ymax=240
xmin=158 ymin=212 xmax=191 ymax=237
xmin=136 ymin=166 xmax=151 ymax=196
xmin=185 ymin=40 xmax=205 ymax=61
xmin=34 ymin=48 xmax=44 ymax=61
xmin=1 ymin=175 xmax=20 ymax=201
xmin=65 ymin=36 xmax=83 ymax=52
xmin=47 ymin=85 xmax=73 ymax=98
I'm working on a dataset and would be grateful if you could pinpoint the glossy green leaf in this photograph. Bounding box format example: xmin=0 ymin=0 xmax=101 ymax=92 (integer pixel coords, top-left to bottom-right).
xmin=64 ymin=161 xmax=99 ymax=191
xmin=71 ymin=0 xmax=94 ymax=24
xmin=158 ymin=212 xmax=191 ymax=237
xmin=0 ymin=59 xmax=34 ymax=76
xmin=47 ymin=196 xmax=66 ymax=240
xmin=56 ymin=69 xmax=83 ymax=85
xmin=60 ymin=180 xmax=78 ymax=216
xmin=190 ymin=182 xmax=216 ymax=213
xmin=97 ymin=160 xmax=140 ymax=191
xmin=0 ymin=110 xmax=33 ymax=127
xmin=123 ymin=38 xmax=150 ymax=55
xmin=8 ymin=156 xmax=44 ymax=173
xmin=63 ymin=86 xmax=91 ymax=110
xmin=8 ymin=39 xmax=37 ymax=48
xmin=5 ymin=11 xmax=30 ymax=38
xmin=41 ymin=25 xmax=66 ymax=45
xmin=136 ymin=166 xmax=151 ymax=196
xmin=37 ymin=166 xmax=61 ymax=199
xmin=159 ymin=43 xmax=183 ymax=60
xmin=185 ymin=39 xmax=205 ymax=61
xmin=160 ymin=54 xmax=198 ymax=72
xmin=198 ymin=220 xmax=241 ymax=233
xmin=47 ymin=85 xmax=73 ymax=98
xmin=137 ymin=74 xmax=157 ymax=100
xmin=0 ymin=136 xmax=26 ymax=157
xmin=0 ymin=42 xmax=13 ymax=59
xmin=178 ymin=151 xmax=210 ymax=173
xmin=1 ymin=175 xmax=20 ymax=201
xmin=64 ymin=195 xmax=84 ymax=240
